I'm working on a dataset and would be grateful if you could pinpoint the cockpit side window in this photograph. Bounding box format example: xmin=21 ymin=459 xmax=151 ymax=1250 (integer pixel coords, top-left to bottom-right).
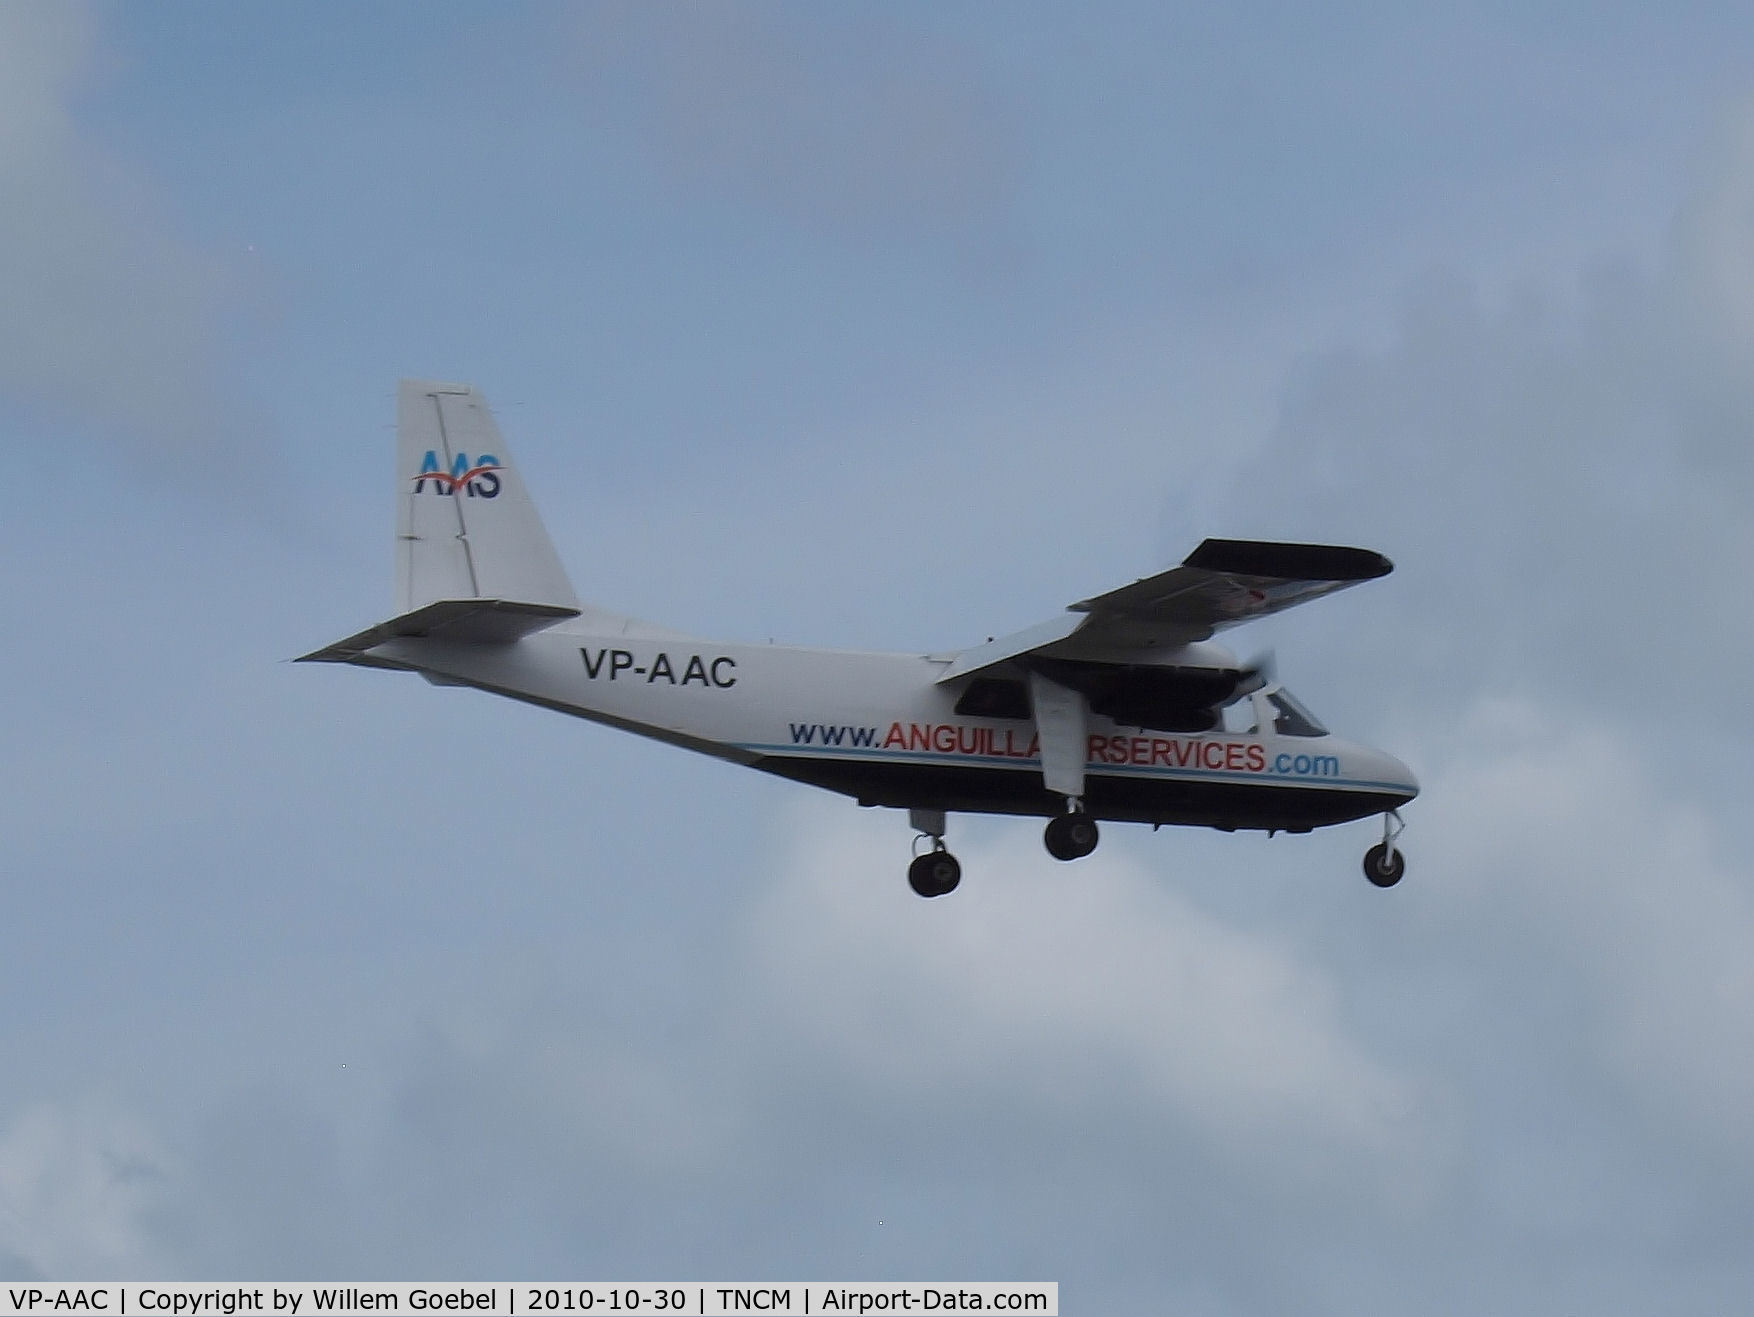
xmin=1268 ymin=689 xmax=1327 ymax=738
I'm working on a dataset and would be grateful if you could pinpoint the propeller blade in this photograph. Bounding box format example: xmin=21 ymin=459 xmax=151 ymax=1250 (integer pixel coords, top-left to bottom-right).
xmin=1235 ymin=648 xmax=1277 ymax=697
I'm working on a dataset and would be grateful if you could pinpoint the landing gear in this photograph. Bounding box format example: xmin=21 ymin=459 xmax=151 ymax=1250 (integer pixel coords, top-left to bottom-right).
xmin=1363 ymin=811 xmax=1406 ymax=887
xmin=908 ymin=849 xmax=962 ymax=898
xmin=1362 ymin=844 xmax=1404 ymax=887
xmin=1043 ymin=806 xmax=1099 ymax=861
xmin=907 ymin=807 xmax=960 ymax=898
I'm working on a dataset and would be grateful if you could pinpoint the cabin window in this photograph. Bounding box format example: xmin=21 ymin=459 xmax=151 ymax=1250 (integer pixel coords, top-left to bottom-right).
xmin=955 ymin=677 xmax=1031 ymax=720
xmin=1268 ymin=689 xmax=1327 ymax=738
xmin=1221 ymin=700 xmax=1258 ymax=734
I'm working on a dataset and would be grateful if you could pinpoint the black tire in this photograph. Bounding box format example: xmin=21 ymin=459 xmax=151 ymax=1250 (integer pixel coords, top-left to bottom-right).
xmin=1363 ymin=843 xmax=1405 ymax=888
xmin=1044 ymin=812 xmax=1100 ymax=861
xmin=908 ymin=850 xmax=962 ymax=898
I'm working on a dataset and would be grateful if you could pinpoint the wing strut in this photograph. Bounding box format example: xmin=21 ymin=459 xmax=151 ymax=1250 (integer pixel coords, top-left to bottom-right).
xmin=1029 ymin=672 xmax=1089 ymax=805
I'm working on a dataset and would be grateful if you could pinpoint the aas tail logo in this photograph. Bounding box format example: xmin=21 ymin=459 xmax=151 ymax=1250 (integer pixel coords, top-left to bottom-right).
xmin=412 ymin=450 xmax=502 ymax=498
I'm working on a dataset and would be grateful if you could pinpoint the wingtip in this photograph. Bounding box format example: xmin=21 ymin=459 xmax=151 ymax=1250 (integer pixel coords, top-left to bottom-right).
xmin=1184 ymin=539 xmax=1393 ymax=581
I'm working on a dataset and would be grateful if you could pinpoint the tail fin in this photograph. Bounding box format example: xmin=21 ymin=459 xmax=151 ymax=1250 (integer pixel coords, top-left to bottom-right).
xmin=396 ymin=379 xmax=580 ymax=615
xmin=299 ymin=380 xmax=582 ymax=666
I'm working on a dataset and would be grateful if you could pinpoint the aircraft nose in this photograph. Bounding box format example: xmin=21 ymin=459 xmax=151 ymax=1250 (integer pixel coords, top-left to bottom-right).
xmin=1379 ymin=749 xmax=1419 ymax=802
xmin=1343 ymin=739 xmax=1418 ymax=803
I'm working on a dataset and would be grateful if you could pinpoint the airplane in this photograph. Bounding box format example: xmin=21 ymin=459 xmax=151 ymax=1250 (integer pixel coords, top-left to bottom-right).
xmin=301 ymin=380 xmax=1418 ymax=898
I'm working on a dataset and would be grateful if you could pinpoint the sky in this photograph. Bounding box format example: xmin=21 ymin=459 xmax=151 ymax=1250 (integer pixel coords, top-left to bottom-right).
xmin=4 ymin=1 xmax=1754 ymax=1308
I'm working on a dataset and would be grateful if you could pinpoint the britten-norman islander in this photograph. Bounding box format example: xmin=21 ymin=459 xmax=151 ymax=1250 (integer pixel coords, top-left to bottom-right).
xmin=302 ymin=381 xmax=1419 ymax=898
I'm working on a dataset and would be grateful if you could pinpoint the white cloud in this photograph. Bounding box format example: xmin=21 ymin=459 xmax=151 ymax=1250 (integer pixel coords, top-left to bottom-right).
xmin=0 ymin=1101 xmax=171 ymax=1277
xmin=0 ymin=4 xmax=90 ymax=167
xmin=567 ymin=6 xmax=1018 ymax=241
xmin=1673 ymin=98 xmax=1754 ymax=383
xmin=1418 ymin=698 xmax=1754 ymax=1161
xmin=0 ymin=2 xmax=243 ymax=456
xmin=1190 ymin=100 xmax=1754 ymax=754
xmin=743 ymin=803 xmax=1433 ymax=1192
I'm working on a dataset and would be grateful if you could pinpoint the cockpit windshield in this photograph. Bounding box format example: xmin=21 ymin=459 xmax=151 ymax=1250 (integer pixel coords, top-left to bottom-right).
xmin=1268 ymin=688 xmax=1327 ymax=738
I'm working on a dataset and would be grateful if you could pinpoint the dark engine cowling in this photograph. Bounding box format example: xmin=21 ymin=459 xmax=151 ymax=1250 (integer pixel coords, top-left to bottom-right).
xmin=1030 ymin=660 xmax=1244 ymax=734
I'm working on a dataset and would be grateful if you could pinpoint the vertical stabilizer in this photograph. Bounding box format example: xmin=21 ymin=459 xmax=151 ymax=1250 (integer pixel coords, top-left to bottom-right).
xmin=395 ymin=380 xmax=581 ymax=615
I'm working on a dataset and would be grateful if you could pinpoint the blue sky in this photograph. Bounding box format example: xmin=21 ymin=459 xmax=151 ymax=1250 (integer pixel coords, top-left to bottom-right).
xmin=5 ymin=3 xmax=1754 ymax=1310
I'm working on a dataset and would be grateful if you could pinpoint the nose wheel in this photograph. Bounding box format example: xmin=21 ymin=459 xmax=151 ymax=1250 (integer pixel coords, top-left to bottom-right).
xmin=1363 ymin=811 xmax=1406 ymax=887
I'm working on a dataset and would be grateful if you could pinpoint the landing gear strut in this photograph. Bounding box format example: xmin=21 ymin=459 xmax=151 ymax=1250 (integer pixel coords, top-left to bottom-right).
xmin=1363 ymin=810 xmax=1406 ymax=887
xmin=907 ymin=807 xmax=961 ymax=898
xmin=1043 ymin=802 xmax=1099 ymax=862
xmin=1029 ymin=674 xmax=1097 ymax=863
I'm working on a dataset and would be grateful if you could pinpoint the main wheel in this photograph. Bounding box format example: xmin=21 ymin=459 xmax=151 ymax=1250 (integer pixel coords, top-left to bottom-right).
xmin=1044 ymin=812 xmax=1100 ymax=861
xmin=1363 ymin=842 xmax=1405 ymax=888
xmin=908 ymin=850 xmax=962 ymax=898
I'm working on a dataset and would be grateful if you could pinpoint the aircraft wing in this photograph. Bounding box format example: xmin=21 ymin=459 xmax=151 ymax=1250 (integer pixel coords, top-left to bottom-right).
xmin=937 ymin=539 xmax=1392 ymax=684
xmin=1070 ymin=538 xmax=1393 ymax=639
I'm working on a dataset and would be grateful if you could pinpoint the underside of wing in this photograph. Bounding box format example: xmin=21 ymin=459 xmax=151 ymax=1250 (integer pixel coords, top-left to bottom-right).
xmin=937 ymin=540 xmax=1393 ymax=712
xmin=1070 ymin=539 xmax=1393 ymax=645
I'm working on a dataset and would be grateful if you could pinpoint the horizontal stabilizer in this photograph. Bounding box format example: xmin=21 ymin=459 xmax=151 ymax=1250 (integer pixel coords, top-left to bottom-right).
xmin=297 ymin=599 xmax=580 ymax=666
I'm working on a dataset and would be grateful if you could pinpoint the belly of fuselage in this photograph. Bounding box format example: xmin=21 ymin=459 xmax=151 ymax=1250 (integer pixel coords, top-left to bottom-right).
xmin=750 ymin=754 xmax=1410 ymax=831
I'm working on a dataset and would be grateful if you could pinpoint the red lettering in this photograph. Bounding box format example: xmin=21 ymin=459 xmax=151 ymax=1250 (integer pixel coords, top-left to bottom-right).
xmin=933 ymin=724 xmax=957 ymax=753
xmin=1003 ymin=729 xmax=1026 ymax=758
xmin=1026 ymin=734 xmax=1040 ymax=758
xmin=957 ymin=726 xmax=981 ymax=755
xmin=908 ymin=724 xmax=929 ymax=751
xmin=1225 ymin=742 xmax=1244 ymax=770
xmin=1202 ymin=741 xmax=1225 ymax=769
xmin=1246 ymin=744 xmax=1266 ymax=772
xmin=1151 ymin=739 xmax=1173 ymax=766
xmin=1131 ymin=736 xmax=1149 ymax=766
xmin=1087 ymin=735 xmax=1108 ymax=763
xmin=883 ymin=722 xmax=906 ymax=749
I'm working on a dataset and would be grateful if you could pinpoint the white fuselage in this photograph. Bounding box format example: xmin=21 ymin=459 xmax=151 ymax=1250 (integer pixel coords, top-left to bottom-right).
xmin=370 ymin=623 xmax=1418 ymax=831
